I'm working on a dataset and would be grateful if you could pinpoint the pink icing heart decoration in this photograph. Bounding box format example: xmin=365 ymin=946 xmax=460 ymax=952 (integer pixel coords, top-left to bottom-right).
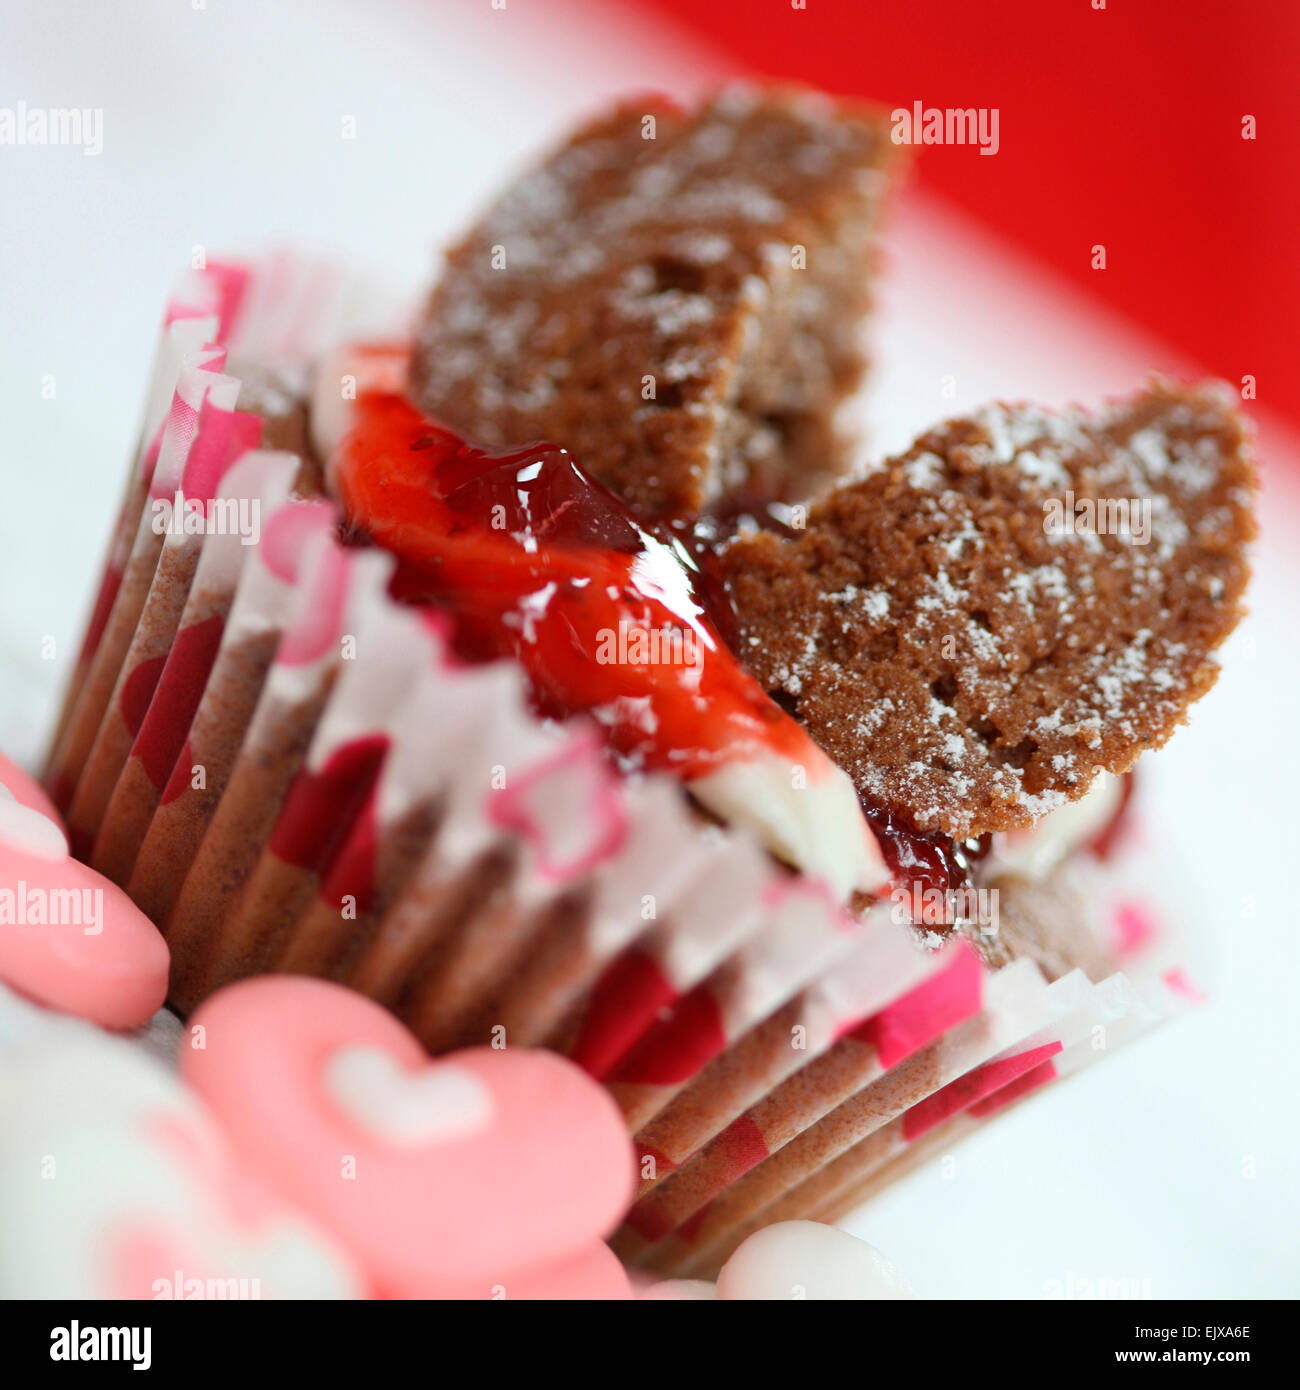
xmin=488 ymin=1241 xmax=631 ymax=1301
xmin=0 ymin=843 xmax=169 ymax=1029
xmin=181 ymin=977 xmax=637 ymax=1292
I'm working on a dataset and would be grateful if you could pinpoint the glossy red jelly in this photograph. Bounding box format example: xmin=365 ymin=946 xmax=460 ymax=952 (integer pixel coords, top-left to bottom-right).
xmin=864 ymin=804 xmax=991 ymax=902
xmin=333 ymin=390 xmax=814 ymax=783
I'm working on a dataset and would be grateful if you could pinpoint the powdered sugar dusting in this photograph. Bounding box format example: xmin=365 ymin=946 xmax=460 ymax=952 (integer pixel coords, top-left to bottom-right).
xmin=731 ymin=380 xmax=1254 ymax=838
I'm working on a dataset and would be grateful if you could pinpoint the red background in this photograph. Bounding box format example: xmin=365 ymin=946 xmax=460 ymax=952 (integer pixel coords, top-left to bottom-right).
xmin=642 ymin=0 xmax=1299 ymax=430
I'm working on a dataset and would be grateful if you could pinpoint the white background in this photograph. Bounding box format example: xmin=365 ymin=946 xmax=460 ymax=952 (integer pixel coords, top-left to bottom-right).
xmin=2 ymin=0 xmax=1296 ymax=1298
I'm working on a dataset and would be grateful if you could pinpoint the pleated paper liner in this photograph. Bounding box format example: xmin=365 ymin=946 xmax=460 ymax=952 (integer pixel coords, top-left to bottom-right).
xmin=617 ymin=957 xmax=1047 ymax=1270
xmin=809 ymin=982 xmax=1173 ymax=1229
xmin=44 ymin=275 xmax=244 ymax=773
xmin=637 ymin=969 xmax=1181 ymax=1278
xmin=124 ymin=500 xmax=341 ymax=928
xmin=88 ymin=446 xmax=301 ymax=886
xmin=47 ymin=255 xmax=354 ymax=833
xmin=50 ymin=338 xmax=244 ymax=841
xmin=44 ymin=258 xmax=1187 ymax=1268
xmin=46 ymin=253 xmax=394 ymax=822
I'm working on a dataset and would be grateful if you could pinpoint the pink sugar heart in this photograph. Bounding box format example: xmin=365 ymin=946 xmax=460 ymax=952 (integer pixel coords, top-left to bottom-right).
xmin=182 ymin=976 xmax=637 ymax=1291
xmin=0 ymin=842 xmax=169 ymax=1028
xmin=0 ymin=751 xmax=67 ymax=860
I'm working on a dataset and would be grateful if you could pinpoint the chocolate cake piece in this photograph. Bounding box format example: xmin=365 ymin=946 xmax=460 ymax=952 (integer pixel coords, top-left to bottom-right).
xmin=412 ymin=87 xmax=902 ymax=517
xmin=722 ymin=381 xmax=1255 ymax=839
xmin=227 ymin=358 xmax=323 ymax=495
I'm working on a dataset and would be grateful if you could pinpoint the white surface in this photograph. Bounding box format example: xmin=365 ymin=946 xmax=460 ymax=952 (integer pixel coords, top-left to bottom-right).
xmin=1 ymin=0 xmax=1296 ymax=1298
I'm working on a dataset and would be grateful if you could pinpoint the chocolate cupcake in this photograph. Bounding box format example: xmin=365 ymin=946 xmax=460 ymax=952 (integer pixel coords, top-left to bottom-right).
xmin=46 ymin=88 xmax=1254 ymax=1275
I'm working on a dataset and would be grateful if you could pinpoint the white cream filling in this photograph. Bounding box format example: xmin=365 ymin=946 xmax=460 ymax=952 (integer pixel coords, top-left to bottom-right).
xmin=983 ymin=771 xmax=1124 ymax=881
xmin=688 ymin=755 xmax=889 ymax=902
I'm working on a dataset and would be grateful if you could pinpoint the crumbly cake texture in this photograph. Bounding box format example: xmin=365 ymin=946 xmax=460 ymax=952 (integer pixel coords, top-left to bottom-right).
xmin=411 ymin=87 xmax=903 ymax=517
xmin=723 ymin=381 xmax=1256 ymax=839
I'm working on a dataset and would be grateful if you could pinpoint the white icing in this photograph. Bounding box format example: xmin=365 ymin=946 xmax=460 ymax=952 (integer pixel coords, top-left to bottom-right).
xmin=0 ymin=783 xmax=68 ymax=861
xmin=324 ymin=1046 xmax=494 ymax=1146
xmin=0 ymin=1123 xmax=359 ymax=1300
xmin=715 ymin=1221 xmax=915 ymax=1301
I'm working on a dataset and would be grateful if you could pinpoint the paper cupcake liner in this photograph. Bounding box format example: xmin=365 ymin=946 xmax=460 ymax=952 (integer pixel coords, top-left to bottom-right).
xmin=653 ymin=968 xmax=1181 ymax=1277
xmin=45 ymin=259 xmax=1189 ymax=1271
xmin=45 ymin=266 xmax=250 ymax=766
xmin=182 ymin=547 xmax=426 ymax=992
xmin=87 ymin=447 xmax=301 ymax=885
xmin=124 ymin=499 xmax=338 ymax=927
xmin=808 ymin=983 xmax=1173 ymax=1228
xmin=622 ymin=956 xmax=1046 ymax=1272
xmin=48 ymin=274 xmax=247 ymax=812
xmin=162 ymin=540 xmax=396 ymax=1011
xmin=63 ymin=376 xmax=263 ymax=847
xmin=608 ymin=935 xmax=982 ymax=1262
xmin=45 ymin=255 xmax=386 ymax=822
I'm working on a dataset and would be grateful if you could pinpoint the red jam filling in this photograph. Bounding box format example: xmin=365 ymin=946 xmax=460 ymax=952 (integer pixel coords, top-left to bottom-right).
xmin=865 ymin=806 xmax=991 ymax=902
xmin=331 ymin=374 xmax=1131 ymax=908
xmin=333 ymin=388 xmax=815 ymax=783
